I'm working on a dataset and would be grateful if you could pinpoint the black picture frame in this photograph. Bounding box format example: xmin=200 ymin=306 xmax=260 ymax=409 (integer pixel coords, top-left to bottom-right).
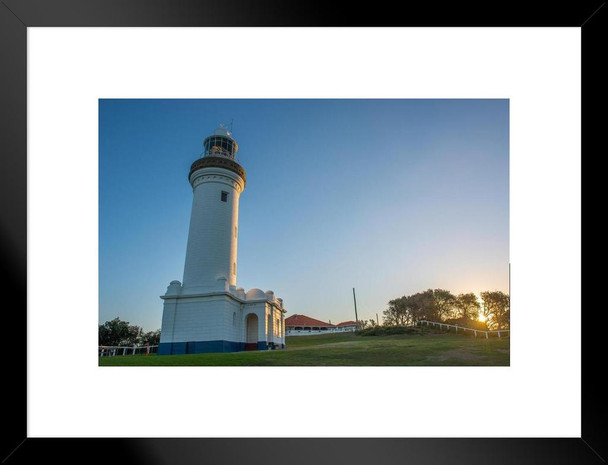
xmin=1 ymin=1 xmax=604 ymax=463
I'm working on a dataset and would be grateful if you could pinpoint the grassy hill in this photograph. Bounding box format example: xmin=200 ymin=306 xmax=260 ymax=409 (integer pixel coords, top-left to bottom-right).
xmin=98 ymin=329 xmax=509 ymax=366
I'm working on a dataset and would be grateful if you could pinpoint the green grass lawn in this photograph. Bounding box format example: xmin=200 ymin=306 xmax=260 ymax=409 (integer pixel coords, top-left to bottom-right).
xmin=98 ymin=330 xmax=509 ymax=366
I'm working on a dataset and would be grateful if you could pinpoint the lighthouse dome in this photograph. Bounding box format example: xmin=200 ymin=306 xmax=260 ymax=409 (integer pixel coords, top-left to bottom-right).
xmin=246 ymin=288 xmax=267 ymax=300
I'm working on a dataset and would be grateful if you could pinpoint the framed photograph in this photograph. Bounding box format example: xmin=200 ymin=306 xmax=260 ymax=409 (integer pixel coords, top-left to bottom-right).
xmin=2 ymin=1 xmax=602 ymax=463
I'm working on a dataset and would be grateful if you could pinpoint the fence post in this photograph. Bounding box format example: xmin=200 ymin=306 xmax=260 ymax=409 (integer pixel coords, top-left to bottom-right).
xmin=132 ymin=345 xmax=137 ymax=355
xmin=485 ymin=332 xmax=488 ymax=339
xmin=474 ymin=330 xmax=477 ymax=338
xmin=497 ymin=331 xmax=501 ymax=338
xmin=123 ymin=347 xmax=127 ymax=356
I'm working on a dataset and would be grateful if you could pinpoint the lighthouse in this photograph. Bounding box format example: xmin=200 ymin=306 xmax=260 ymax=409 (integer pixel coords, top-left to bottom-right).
xmin=158 ymin=126 xmax=286 ymax=354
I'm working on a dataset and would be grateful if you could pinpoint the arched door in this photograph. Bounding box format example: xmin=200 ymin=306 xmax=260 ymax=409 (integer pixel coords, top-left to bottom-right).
xmin=245 ymin=314 xmax=258 ymax=350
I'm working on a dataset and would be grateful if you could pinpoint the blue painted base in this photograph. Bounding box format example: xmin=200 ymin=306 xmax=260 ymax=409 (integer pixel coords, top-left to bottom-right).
xmin=158 ymin=340 xmax=286 ymax=355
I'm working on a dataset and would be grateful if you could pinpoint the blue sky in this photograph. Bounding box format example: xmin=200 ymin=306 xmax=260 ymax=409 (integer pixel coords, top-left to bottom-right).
xmin=99 ymin=99 xmax=509 ymax=331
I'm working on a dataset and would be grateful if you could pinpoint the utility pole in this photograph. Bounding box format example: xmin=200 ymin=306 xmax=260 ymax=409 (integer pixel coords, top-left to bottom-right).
xmin=353 ymin=288 xmax=359 ymax=325
xmin=376 ymin=313 xmax=379 ymax=326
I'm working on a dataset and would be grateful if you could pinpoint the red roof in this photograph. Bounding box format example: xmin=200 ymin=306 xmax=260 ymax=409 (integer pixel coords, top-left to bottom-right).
xmin=336 ymin=321 xmax=358 ymax=327
xmin=285 ymin=314 xmax=335 ymax=328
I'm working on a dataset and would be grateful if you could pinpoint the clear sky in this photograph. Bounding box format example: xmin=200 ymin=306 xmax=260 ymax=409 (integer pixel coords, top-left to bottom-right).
xmin=99 ymin=99 xmax=509 ymax=331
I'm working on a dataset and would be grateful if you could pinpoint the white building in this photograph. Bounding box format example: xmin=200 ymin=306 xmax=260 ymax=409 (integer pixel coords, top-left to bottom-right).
xmin=158 ymin=126 xmax=286 ymax=354
xmin=285 ymin=315 xmax=360 ymax=336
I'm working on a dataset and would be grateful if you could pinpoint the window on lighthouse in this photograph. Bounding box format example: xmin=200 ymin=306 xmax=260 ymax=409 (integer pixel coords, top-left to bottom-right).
xmin=221 ymin=191 xmax=228 ymax=202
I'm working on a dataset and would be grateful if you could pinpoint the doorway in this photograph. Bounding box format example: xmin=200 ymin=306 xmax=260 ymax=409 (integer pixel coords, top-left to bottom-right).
xmin=245 ymin=313 xmax=258 ymax=350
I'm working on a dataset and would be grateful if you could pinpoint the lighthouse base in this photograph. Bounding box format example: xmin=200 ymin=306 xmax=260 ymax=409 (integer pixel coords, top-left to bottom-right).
xmin=158 ymin=340 xmax=246 ymax=355
xmin=158 ymin=288 xmax=285 ymax=354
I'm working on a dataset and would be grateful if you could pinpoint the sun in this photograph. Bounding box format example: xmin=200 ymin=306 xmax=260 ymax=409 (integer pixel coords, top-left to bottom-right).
xmin=478 ymin=313 xmax=486 ymax=322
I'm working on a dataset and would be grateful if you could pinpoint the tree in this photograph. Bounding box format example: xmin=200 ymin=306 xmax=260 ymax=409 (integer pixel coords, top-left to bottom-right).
xmin=382 ymin=290 xmax=438 ymax=326
xmin=432 ymin=289 xmax=457 ymax=321
xmin=408 ymin=290 xmax=436 ymax=322
xmin=368 ymin=319 xmax=377 ymax=328
xmin=140 ymin=329 xmax=161 ymax=346
xmin=99 ymin=317 xmax=143 ymax=346
xmin=383 ymin=296 xmax=411 ymax=326
xmin=480 ymin=291 xmax=510 ymax=330
xmin=454 ymin=293 xmax=481 ymax=322
xmin=381 ymin=288 xmax=507 ymax=328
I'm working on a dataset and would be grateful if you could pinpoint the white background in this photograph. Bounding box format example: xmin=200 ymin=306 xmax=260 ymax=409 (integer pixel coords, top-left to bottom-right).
xmin=28 ymin=28 xmax=581 ymax=437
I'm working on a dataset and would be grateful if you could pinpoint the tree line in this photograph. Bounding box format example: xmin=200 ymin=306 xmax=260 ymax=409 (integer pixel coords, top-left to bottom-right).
xmin=99 ymin=317 xmax=161 ymax=346
xmin=379 ymin=289 xmax=509 ymax=330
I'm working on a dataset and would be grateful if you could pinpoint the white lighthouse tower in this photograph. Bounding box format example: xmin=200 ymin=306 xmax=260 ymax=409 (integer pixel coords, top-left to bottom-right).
xmin=182 ymin=126 xmax=244 ymax=295
xmin=158 ymin=126 xmax=286 ymax=354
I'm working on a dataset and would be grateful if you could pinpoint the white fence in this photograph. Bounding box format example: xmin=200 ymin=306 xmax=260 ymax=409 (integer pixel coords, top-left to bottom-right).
xmin=286 ymin=327 xmax=357 ymax=336
xmin=99 ymin=345 xmax=159 ymax=357
xmin=418 ymin=320 xmax=509 ymax=339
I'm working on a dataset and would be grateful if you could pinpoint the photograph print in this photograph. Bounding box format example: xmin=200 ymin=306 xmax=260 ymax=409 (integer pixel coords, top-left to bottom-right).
xmin=98 ymin=98 xmax=509 ymax=366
